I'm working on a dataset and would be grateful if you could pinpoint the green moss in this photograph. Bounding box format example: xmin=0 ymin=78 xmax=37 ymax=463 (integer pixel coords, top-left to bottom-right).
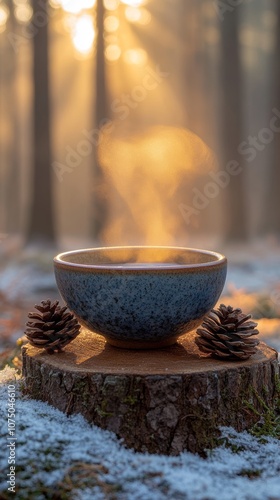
xmin=245 ymin=375 xmax=280 ymax=439
xmin=252 ymin=294 xmax=280 ymax=319
xmin=123 ymin=395 xmax=138 ymax=405
xmin=237 ymin=469 xmax=261 ymax=478
xmin=0 ymin=345 xmax=22 ymax=372
xmin=95 ymin=399 xmax=113 ymax=418
xmin=56 ymin=461 xmax=121 ymax=498
xmin=212 ymin=433 xmax=246 ymax=454
xmin=71 ymin=379 xmax=91 ymax=407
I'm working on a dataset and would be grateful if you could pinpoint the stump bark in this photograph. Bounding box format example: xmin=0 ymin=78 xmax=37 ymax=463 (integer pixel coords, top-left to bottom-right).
xmin=22 ymin=328 xmax=279 ymax=455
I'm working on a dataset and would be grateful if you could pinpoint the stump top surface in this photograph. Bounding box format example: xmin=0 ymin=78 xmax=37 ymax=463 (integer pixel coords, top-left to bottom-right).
xmin=24 ymin=328 xmax=277 ymax=376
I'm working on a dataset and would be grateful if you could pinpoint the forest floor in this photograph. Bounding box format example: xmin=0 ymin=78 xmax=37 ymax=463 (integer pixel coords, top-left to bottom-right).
xmin=0 ymin=238 xmax=280 ymax=499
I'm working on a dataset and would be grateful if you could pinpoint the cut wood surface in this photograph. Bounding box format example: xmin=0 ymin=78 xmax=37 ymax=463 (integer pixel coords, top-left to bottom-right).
xmin=22 ymin=328 xmax=279 ymax=455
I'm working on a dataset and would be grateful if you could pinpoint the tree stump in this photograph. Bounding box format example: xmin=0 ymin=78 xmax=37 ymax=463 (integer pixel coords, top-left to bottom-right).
xmin=22 ymin=328 xmax=279 ymax=455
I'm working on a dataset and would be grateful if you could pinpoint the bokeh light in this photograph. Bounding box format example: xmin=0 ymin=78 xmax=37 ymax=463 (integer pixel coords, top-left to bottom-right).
xmin=120 ymin=0 xmax=147 ymax=6
xmin=104 ymin=0 xmax=119 ymax=11
xmin=0 ymin=4 xmax=9 ymax=29
xmin=15 ymin=3 xmax=33 ymax=24
xmin=124 ymin=6 xmax=151 ymax=25
xmin=105 ymin=43 xmax=121 ymax=61
xmin=58 ymin=0 xmax=96 ymax=15
xmin=72 ymin=14 xmax=95 ymax=55
xmin=62 ymin=13 xmax=76 ymax=32
xmin=123 ymin=48 xmax=147 ymax=65
xmin=49 ymin=0 xmax=60 ymax=8
xmin=104 ymin=15 xmax=119 ymax=32
xmin=80 ymin=0 xmax=97 ymax=8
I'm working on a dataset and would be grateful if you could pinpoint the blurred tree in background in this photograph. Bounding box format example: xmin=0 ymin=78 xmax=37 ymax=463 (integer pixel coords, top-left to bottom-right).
xmin=265 ymin=0 xmax=280 ymax=236
xmin=219 ymin=4 xmax=247 ymax=242
xmin=26 ymin=0 xmax=55 ymax=245
xmin=92 ymin=0 xmax=108 ymax=242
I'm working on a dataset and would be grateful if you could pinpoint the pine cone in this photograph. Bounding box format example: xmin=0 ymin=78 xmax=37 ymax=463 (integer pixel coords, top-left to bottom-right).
xmin=195 ymin=304 xmax=259 ymax=360
xmin=25 ymin=299 xmax=81 ymax=354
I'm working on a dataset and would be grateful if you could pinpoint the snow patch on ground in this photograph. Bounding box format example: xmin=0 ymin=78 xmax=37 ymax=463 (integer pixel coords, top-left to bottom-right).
xmin=0 ymin=367 xmax=280 ymax=500
xmin=225 ymin=254 xmax=280 ymax=294
xmin=0 ymin=261 xmax=57 ymax=303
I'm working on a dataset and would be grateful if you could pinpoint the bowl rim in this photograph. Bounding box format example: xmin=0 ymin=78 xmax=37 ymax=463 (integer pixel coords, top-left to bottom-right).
xmin=54 ymin=246 xmax=227 ymax=271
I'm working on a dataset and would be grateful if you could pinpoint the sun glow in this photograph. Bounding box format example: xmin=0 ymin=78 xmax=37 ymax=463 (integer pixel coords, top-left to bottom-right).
xmin=0 ymin=5 xmax=9 ymax=28
xmin=105 ymin=43 xmax=121 ymax=61
xmin=72 ymin=15 xmax=95 ymax=55
xmin=58 ymin=0 xmax=96 ymax=14
xmin=14 ymin=3 xmax=33 ymax=24
xmin=121 ymin=0 xmax=147 ymax=7
xmin=124 ymin=6 xmax=151 ymax=25
xmin=104 ymin=15 xmax=119 ymax=32
xmin=123 ymin=48 xmax=147 ymax=65
xmin=49 ymin=0 xmax=60 ymax=8
xmin=104 ymin=0 xmax=119 ymax=11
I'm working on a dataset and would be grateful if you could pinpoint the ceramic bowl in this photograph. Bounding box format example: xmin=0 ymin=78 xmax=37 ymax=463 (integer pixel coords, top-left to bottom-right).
xmin=54 ymin=246 xmax=227 ymax=349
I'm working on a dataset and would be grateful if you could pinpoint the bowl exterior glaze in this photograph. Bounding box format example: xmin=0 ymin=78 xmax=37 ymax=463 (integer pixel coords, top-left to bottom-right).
xmin=54 ymin=250 xmax=227 ymax=348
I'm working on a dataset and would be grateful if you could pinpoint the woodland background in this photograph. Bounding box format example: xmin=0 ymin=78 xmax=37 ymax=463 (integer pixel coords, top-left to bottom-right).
xmin=1 ymin=5 xmax=280 ymax=498
xmin=0 ymin=0 xmax=280 ymax=248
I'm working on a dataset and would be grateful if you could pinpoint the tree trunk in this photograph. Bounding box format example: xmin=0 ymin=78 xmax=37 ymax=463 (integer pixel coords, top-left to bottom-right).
xmin=22 ymin=328 xmax=279 ymax=456
xmin=26 ymin=0 xmax=55 ymax=245
xmin=219 ymin=7 xmax=247 ymax=241
xmin=91 ymin=0 xmax=108 ymax=242
xmin=263 ymin=2 xmax=280 ymax=236
xmin=6 ymin=6 xmax=20 ymax=235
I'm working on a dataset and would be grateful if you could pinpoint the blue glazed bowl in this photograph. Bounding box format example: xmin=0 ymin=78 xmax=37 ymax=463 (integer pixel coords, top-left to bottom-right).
xmin=54 ymin=246 xmax=227 ymax=349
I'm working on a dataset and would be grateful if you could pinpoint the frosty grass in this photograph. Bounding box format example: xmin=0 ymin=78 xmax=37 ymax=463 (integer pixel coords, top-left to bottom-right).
xmin=0 ymin=366 xmax=280 ymax=500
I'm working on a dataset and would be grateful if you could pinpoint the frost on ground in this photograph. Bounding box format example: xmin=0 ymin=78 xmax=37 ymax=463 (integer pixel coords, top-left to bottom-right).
xmin=0 ymin=367 xmax=280 ymax=500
